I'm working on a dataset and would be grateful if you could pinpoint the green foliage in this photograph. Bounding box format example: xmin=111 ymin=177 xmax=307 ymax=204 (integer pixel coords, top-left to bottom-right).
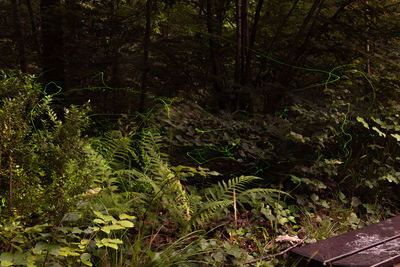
xmin=190 ymin=176 xmax=282 ymax=228
xmin=0 ymin=207 xmax=137 ymax=266
xmin=89 ymin=126 xmax=282 ymax=232
xmin=2 ymin=66 xmax=400 ymax=265
xmin=0 ymin=71 xmax=92 ymax=219
xmin=2 ymin=0 xmax=400 ymax=264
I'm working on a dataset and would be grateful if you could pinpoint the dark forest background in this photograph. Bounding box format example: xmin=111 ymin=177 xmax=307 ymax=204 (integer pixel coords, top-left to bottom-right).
xmin=1 ymin=0 xmax=400 ymax=266
xmin=3 ymin=0 xmax=399 ymax=113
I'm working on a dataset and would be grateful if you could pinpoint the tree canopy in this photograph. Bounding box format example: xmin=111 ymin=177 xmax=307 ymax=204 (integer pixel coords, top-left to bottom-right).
xmin=1 ymin=0 xmax=400 ymax=266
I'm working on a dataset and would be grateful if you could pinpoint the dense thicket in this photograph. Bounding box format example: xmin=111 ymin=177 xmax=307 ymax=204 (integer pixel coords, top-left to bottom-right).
xmin=1 ymin=0 xmax=400 ymax=266
xmin=1 ymin=0 xmax=398 ymax=111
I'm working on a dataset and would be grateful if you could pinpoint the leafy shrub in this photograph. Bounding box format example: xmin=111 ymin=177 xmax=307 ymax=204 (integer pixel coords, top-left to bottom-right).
xmin=0 ymin=71 xmax=91 ymax=219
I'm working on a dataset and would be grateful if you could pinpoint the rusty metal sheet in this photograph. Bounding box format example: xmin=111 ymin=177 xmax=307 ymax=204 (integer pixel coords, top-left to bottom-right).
xmin=292 ymin=215 xmax=400 ymax=267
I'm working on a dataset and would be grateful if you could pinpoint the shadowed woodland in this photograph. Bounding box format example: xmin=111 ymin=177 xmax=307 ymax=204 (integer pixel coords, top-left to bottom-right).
xmin=1 ymin=0 xmax=400 ymax=266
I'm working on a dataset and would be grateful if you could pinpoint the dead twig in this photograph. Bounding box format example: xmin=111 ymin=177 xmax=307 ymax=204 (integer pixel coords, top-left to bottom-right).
xmin=242 ymin=233 xmax=312 ymax=265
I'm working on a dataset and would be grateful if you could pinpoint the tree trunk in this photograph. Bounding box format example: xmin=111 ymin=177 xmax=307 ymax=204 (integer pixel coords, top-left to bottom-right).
xmin=267 ymin=0 xmax=300 ymax=55
xmin=365 ymin=0 xmax=371 ymax=76
xmin=26 ymin=0 xmax=41 ymax=56
xmin=293 ymin=1 xmax=324 ymax=63
xmin=292 ymin=0 xmax=323 ymax=56
xmin=206 ymin=0 xmax=226 ymax=109
xmin=40 ymin=0 xmax=65 ymax=95
xmin=11 ymin=0 xmax=27 ymax=73
xmin=110 ymin=0 xmax=122 ymax=89
xmin=234 ymin=0 xmax=242 ymax=86
xmin=264 ymin=0 xmax=324 ymax=114
xmin=296 ymin=0 xmax=356 ymax=66
xmin=140 ymin=0 xmax=154 ymax=112
xmin=244 ymin=0 xmax=264 ymax=85
xmin=241 ymin=0 xmax=248 ymax=84
xmin=234 ymin=0 xmax=254 ymax=111
xmin=256 ymin=0 xmax=300 ymax=84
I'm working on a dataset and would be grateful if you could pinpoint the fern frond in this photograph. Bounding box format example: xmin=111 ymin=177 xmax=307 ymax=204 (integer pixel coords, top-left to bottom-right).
xmin=238 ymin=188 xmax=287 ymax=198
xmin=191 ymin=199 xmax=233 ymax=226
xmin=205 ymin=175 xmax=261 ymax=201
xmin=188 ymin=176 xmax=285 ymax=228
xmin=98 ymin=131 xmax=139 ymax=170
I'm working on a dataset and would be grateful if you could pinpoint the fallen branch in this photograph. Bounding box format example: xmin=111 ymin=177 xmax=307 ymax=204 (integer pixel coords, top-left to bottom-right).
xmin=243 ymin=233 xmax=311 ymax=265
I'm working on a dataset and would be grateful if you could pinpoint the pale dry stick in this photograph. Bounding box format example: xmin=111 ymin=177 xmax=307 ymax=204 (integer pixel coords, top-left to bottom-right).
xmin=149 ymin=225 xmax=164 ymax=248
xmin=233 ymin=187 xmax=237 ymax=227
xmin=9 ymin=155 xmax=13 ymax=214
xmin=242 ymin=233 xmax=311 ymax=265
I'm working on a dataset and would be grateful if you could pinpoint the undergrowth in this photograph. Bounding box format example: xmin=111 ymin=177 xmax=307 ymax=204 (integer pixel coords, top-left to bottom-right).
xmin=0 ymin=72 xmax=285 ymax=266
xmin=1 ymin=71 xmax=400 ymax=266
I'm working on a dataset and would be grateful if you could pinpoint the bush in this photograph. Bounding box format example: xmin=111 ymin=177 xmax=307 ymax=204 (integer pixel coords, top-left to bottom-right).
xmin=0 ymin=71 xmax=91 ymax=220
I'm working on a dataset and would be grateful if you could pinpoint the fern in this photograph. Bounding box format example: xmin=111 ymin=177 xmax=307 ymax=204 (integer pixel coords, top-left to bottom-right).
xmin=90 ymin=128 xmax=284 ymax=232
xmin=89 ymin=129 xmax=192 ymax=225
xmin=93 ymin=131 xmax=139 ymax=170
xmin=189 ymin=176 xmax=284 ymax=228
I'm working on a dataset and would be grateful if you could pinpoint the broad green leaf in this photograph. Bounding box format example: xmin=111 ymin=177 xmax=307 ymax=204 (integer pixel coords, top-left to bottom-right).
xmin=339 ymin=191 xmax=346 ymax=201
xmin=34 ymin=242 xmax=48 ymax=252
xmin=93 ymin=218 xmax=105 ymax=224
xmin=102 ymin=242 xmax=118 ymax=250
xmin=100 ymin=238 xmax=122 ymax=250
xmin=288 ymin=131 xmax=308 ymax=143
xmin=49 ymin=244 xmax=61 ymax=256
xmin=59 ymin=247 xmax=80 ymax=257
xmin=380 ymin=174 xmax=398 ymax=184
xmin=56 ymin=226 xmax=70 ymax=234
xmin=391 ymin=133 xmax=400 ymax=142
xmin=310 ymin=193 xmax=319 ymax=202
xmin=81 ymin=253 xmax=91 ymax=261
xmin=0 ymin=253 xmax=13 ymax=263
xmin=71 ymin=227 xmax=82 ymax=234
xmin=62 ymin=212 xmax=81 ymax=222
xmin=11 ymin=235 xmax=25 ymax=244
xmin=278 ymin=217 xmax=289 ymax=225
xmin=372 ymin=127 xmax=386 ymax=137
xmin=1 ymin=260 xmax=13 ymax=267
xmin=26 ymin=254 xmax=36 ymax=267
xmin=81 ymin=253 xmax=93 ymax=266
xmin=119 ymin=213 xmax=136 ymax=220
xmin=213 ymin=252 xmax=225 ymax=262
xmin=324 ymin=159 xmax=343 ymax=165
xmin=356 ymin=116 xmax=369 ymax=129
xmin=101 ymin=238 xmax=123 ymax=244
xmin=82 ymin=260 xmax=93 ymax=266
xmin=290 ymin=175 xmax=301 ymax=184
xmin=101 ymin=224 xmax=124 ymax=234
xmin=100 ymin=227 xmax=111 ymax=234
xmin=25 ymin=224 xmax=49 ymax=234
xmin=93 ymin=211 xmax=116 ymax=222
xmin=11 ymin=252 xmax=26 ymax=265
xmin=80 ymin=239 xmax=90 ymax=246
xmin=118 ymin=220 xmax=134 ymax=228
xmin=351 ymin=197 xmax=362 ymax=207
xmin=320 ymin=200 xmax=330 ymax=209
xmin=348 ymin=212 xmax=360 ymax=229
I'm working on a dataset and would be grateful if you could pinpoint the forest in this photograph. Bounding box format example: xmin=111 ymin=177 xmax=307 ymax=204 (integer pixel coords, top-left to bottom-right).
xmin=1 ymin=0 xmax=400 ymax=266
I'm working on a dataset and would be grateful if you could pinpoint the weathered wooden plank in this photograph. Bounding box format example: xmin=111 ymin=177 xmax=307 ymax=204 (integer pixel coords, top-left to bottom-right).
xmin=292 ymin=216 xmax=400 ymax=266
